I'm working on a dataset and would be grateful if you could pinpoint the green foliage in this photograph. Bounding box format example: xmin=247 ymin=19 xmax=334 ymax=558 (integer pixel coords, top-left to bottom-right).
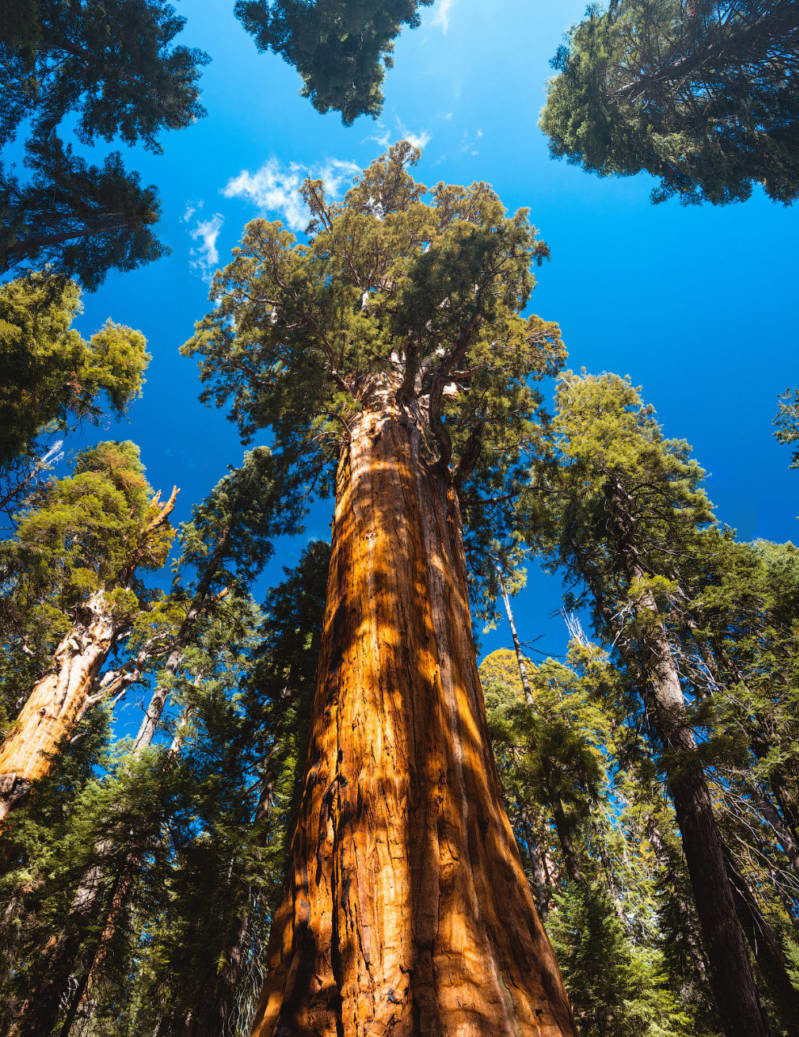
xmin=520 ymin=370 xmax=799 ymax=1031
xmin=185 ymin=144 xmax=564 ymax=609
xmin=0 ymin=441 xmax=174 ymax=733
xmin=0 ymin=538 xmax=329 ymax=1035
xmin=173 ymin=445 xmax=306 ymax=600
xmin=775 ymin=388 xmax=799 ymax=467
xmin=540 ymin=0 xmax=799 ymax=204
xmin=482 ymin=643 xmax=710 ymax=1034
xmin=548 ymin=880 xmax=691 ymax=1036
xmin=235 ymin=0 xmax=434 ymax=123
xmin=0 ymin=0 xmax=208 ymax=285
xmin=0 ymin=272 xmax=149 ymax=469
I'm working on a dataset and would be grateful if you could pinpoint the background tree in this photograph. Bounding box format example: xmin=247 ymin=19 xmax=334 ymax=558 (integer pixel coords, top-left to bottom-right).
xmin=482 ymin=642 xmax=699 ymax=1036
xmin=0 ymin=0 xmax=208 ymax=285
xmin=0 ymin=543 xmax=329 ymax=1037
xmin=185 ymin=143 xmax=574 ymax=1034
xmin=0 ymin=272 xmax=149 ymax=481
xmin=540 ymin=0 xmax=799 ymax=204
xmin=775 ymin=388 xmax=799 ymax=467
xmin=0 ymin=441 xmax=176 ymax=821
xmin=235 ymin=0 xmax=434 ymax=123
xmin=520 ymin=371 xmax=787 ymax=1035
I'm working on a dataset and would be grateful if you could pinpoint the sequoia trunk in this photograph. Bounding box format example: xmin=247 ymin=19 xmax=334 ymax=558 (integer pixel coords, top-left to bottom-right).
xmin=0 ymin=590 xmax=119 ymax=823
xmin=250 ymin=400 xmax=574 ymax=1036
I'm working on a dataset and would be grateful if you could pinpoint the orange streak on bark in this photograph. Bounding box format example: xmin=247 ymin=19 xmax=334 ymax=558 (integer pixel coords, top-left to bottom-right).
xmin=0 ymin=590 xmax=118 ymax=824
xmin=250 ymin=398 xmax=575 ymax=1036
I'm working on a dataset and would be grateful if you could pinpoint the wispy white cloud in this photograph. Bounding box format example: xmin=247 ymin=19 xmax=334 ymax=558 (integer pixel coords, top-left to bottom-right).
xmin=364 ymin=117 xmax=431 ymax=154
xmin=222 ymin=157 xmax=360 ymax=231
xmin=189 ymin=212 xmax=224 ymax=280
xmin=404 ymin=129 xmax=431 ymax=151
xmin=431 ymin=0 xmax=455 ymax=33
xmin=396 ymin=118 xmax=431 ymax=152
xmin=460 ymin=128 xmax=484 ymax=156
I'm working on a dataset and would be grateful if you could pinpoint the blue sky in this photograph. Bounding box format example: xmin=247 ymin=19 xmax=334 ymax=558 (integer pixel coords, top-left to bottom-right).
xmin=64 ymin=0 xmax=797 ymax=689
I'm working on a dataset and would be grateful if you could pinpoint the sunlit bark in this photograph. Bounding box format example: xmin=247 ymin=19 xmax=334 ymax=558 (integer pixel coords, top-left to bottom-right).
xmin=251 ymin=394 xmax=574 ymax=1036
xmin=0 ymin=591 xmax=120 ymax=823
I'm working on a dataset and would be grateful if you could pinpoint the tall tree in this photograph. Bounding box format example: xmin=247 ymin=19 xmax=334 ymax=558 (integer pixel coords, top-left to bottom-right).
xmin=0 ymin=441 xmax=176 ymax=822
xmin=540 ymin=0 xmax=799 ymax=204
xmin=235 ymin=0 xmax=433 ymax=123
xmin=0 ymin=0 xmax=208 ymax=285
xmin=0 ymin=448 xmax=304 ymax=1035
xmin=185 ymin=143 xmax=575 ymax=1034
xmin=522 ymin=371 xmax=771 ymax=1036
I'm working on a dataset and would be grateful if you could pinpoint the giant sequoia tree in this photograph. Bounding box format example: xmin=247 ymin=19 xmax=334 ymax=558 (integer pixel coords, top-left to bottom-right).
xmin=541 ymin=0 xmax=799 ymax=204
xmin=0 ymin=442 xmax=176 ymax=822
xmin=185 ymin=143 xmax=574 ymax=1035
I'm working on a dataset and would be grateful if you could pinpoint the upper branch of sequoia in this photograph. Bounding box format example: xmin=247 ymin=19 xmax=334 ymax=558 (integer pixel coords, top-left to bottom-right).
xmin=184 ymin=143 xmax=565 ymax=492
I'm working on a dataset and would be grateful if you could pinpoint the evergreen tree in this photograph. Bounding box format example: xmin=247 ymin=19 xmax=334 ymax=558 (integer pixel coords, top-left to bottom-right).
xmin=185 ymin=143 xmax=574 ymax=1034
xmin=540 ymin=0 xmax=799 ymax=204
xmin=521 ymin=371 xmax=776 ymax=1035
xmin=0 ymin=441 xmax=176 ymax=822
xmin=235 ymin=0 xmax=433 ymax=123
xmin=775 ymin=388 xmax=799 ymax=467
xmin=482 ymin=642 xmax=698 ymax=1036
xmin=0 ymin=0 xmax=208 ymax=285
xmin=0 ymin=446 xmax=304 ymax=1034
xmin=0 ymin=272 xmax=149 ymax=474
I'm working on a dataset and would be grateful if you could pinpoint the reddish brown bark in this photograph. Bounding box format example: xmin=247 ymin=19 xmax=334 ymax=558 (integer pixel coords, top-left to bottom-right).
xmin=0 ymin=591 xmax=120 ymax=823
xmin=251 ymin=399 xmax=574 ymax=1036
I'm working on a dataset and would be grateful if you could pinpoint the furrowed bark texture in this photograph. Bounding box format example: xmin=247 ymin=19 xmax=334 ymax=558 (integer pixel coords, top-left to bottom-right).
xmin=0 ymin=591 xmax=118 ymax=823
xmin=251 ymin=401 xmax=575 ymax=1037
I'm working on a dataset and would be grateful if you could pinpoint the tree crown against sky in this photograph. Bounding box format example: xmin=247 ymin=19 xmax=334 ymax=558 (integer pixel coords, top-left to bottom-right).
xmin=0 ymin=273 xmax=149 ymax=472
xmin=0 ymin=0 xmax=208 ymax=286
xmin=235 ymin=0 xmax=434 ymax=123
xmin=525 ymin=370 xmax=715 ymax=607
xmin=540 ymin=0 xmax=799 ymax=204
xmin=185 ymin=143 xmax=565 ymax=607
xmin=2 ymin=441 xmax=173 ymax=623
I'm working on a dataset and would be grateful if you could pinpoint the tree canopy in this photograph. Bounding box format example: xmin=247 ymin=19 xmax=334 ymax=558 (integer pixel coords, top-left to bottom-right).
xmin=235 ymin=0 xmax=433 ymax=123
xmin=0 ymin=273 xmax=149 ymax=471
xmin=540 ymin=0 xmax=799 ymax=204
xmin=0 ymin=0 xmax=208 ymax=285
xmin=185 ymin=142 xmax=564 ymax=606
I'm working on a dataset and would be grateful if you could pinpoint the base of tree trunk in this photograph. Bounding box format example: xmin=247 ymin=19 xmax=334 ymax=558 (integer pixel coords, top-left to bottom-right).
xmin=251 ymin=401 xmax=575 ymax=1036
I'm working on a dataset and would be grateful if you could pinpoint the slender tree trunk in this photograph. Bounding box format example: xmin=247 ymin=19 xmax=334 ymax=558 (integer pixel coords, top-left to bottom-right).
xmin=0 ymin=590 xmax=120 ymax=823
xmin=498 ymin=572 xmax=533 ymax=706
xmin=639 ymin=589 xmax=768 ymax=1037
xmin=250 ymin=400 xmax=575 ymax=1036
xmin=745 ymin=778 xmax=799 ymax=878
xmin=499 ymin=582 xmax=580 ymax=884
xmin=547 ymin=784 xmax=581 ymax=884
xmin=520 ymin=808 xmax=552 ymax=921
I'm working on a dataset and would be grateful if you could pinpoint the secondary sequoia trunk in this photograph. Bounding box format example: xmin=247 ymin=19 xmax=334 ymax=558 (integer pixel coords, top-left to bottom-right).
xmin=250 ymin=400 xmax=575 ymax=1036
xmin=0 ymin=590 xmax=119 ymax=823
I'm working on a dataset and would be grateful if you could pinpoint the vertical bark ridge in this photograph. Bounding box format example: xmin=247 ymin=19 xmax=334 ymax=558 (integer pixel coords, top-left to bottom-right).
xmin=250 ymin=399 xmax=574 ymax=1037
